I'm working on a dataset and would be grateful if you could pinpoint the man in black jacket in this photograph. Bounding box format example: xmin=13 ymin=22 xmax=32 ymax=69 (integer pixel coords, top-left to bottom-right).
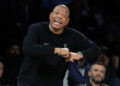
xmin=17 ymin=4 xmax=101 ymax=86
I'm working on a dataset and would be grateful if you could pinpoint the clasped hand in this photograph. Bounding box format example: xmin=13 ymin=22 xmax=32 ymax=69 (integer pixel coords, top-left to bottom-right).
xmin=57 ymin=48 xmax=83 ymax=62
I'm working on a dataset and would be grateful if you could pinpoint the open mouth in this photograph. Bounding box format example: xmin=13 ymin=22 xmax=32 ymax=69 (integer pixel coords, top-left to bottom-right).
xmin=54 ymin=19 xmax=62 ymax=25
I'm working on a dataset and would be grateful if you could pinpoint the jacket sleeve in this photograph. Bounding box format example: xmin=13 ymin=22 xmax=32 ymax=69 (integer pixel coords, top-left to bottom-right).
xmin=68 ymin=62 xmax=89 ymax=84
xmin=23 ymin=24 xmax=55 ymax=57
xmin=74 ymin=31 xmax=101 ymax=63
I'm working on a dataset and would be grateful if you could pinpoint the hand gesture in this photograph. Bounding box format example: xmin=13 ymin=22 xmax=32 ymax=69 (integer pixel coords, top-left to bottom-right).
xmin=66 ymin=52 xmax=83 ymax=62
xmin=54 ymin=48 xmax=70 ymax=58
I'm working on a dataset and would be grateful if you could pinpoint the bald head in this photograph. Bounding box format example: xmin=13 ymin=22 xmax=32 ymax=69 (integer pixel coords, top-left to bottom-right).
xmin=53 ymin=4 xmax=70 ymax=17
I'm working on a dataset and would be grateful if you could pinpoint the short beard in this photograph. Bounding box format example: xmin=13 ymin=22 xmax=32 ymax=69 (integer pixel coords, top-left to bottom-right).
xmin=91 ymin=77 xmax=102 ymax=84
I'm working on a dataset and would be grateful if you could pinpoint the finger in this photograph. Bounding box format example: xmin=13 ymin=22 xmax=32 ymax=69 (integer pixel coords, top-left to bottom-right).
xmin=66 ymin=58 xmax=69 ymax=62
xmin=67 ymin=56 xmax=74 ymax=62
xmin=63 ymin=52 xmax=70 ymax=57
xmin=66 ymin=54 xmax=71 ymax=62
xmin=68 ymin=59 xmax=74 ymax=62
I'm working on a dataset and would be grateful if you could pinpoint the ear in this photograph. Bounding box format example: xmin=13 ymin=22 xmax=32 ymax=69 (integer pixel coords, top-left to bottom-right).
xmin=66 ymin=17 xmax=70 ymax=25
xmin=49 ymin=12 xmax=53 ymax=20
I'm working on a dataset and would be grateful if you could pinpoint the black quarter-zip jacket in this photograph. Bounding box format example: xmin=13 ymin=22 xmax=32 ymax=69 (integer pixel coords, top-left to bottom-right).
xmin=18 ymin=22 xmax=101 ymax=86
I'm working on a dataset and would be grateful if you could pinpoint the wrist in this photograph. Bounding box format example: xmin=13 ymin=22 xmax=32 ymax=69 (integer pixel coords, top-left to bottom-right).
xmin=77 ymin=52 xmax=83 ymax=58
xmin=54 ymin=48 xmax=61 ymax=55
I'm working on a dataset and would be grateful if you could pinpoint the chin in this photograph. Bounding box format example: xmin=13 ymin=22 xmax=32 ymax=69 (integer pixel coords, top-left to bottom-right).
xmin=52 ymin=26 xmax=62 ymax=30
xmin=52 ymin=27 xmax=60 ymax=30
xmin=52 ymin=24 xmax=63 ymax=29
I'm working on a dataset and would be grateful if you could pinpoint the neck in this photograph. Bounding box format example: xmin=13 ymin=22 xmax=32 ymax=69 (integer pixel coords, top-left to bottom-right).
xmin=49 ymin=24 xmax=64 ymax=34
xmin=90 ymin=79 xmax=100 ymax=86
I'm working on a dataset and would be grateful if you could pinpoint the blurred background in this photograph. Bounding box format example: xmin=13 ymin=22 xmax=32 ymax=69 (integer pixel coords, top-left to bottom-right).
xmin=0 ymin=0 xmax=120 ymax=86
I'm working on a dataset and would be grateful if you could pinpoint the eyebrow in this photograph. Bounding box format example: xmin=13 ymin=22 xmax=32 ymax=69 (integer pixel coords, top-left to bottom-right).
xmin=53 ymin=10 xmax=69 ymax=18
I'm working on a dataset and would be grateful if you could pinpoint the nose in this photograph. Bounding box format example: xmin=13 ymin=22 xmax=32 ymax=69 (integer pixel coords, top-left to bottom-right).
xmin=97 ymin=71 xmax=103 ymax=77
xmin=97 ymin=70 xmax=101 ymax=74
xmin=57 ymin=13 xmax=63 ymax=19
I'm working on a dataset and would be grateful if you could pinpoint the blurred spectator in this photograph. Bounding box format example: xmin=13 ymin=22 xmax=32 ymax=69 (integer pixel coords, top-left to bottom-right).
xmin=4 ymin=44 xmax=23 ymax=86
xmin=111 ymin=55 xmax=119 ymax=70
xmin=97 ymin=46 xmax=109 ymax=66
xmin=0 ymin=61 xmax=10 ymax=86
xmin=97 ymin=46 xmax=112 ymax=85
xmin=110 ymin=55 xmax=120 ymax=86
xmin=0 ymin=62 xmax=4 ymax=78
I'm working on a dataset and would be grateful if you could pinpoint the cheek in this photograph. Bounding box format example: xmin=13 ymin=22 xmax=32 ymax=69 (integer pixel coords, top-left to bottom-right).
xmin=51 ymin=14 xmax=56 ymax=19
xmin=50 ymin=14 xmax=54 ymax=21
xmin=89 ymin=72 xmax=95 ymax=77
xmin=101 ymin=74 xmax=105 ymax=78
xmin=63 ymin=19 xmax=68 ymax=25
xmin=50 ymin=16 xmax=53 ymax=22
xmin=100 ymin=73 xmax=105 ymax=79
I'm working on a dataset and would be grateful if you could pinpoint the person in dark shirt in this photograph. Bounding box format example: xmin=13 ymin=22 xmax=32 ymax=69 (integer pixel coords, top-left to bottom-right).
xmin=17 ymin=4 xmax=101 ymax=86
xmin=4 ymin=44 xmax=23 ymax=86
xmin=87 ymin=62 xmax=108 ymax=86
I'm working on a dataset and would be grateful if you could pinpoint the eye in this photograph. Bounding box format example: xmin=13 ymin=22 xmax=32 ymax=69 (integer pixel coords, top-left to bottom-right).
xmin=62 ymin=14 xmax=67 ymax=18
xmin=101 ymin=70 xmax=105 ymax=74
xmin=54 ymin=11 xmax=59 ymax=15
